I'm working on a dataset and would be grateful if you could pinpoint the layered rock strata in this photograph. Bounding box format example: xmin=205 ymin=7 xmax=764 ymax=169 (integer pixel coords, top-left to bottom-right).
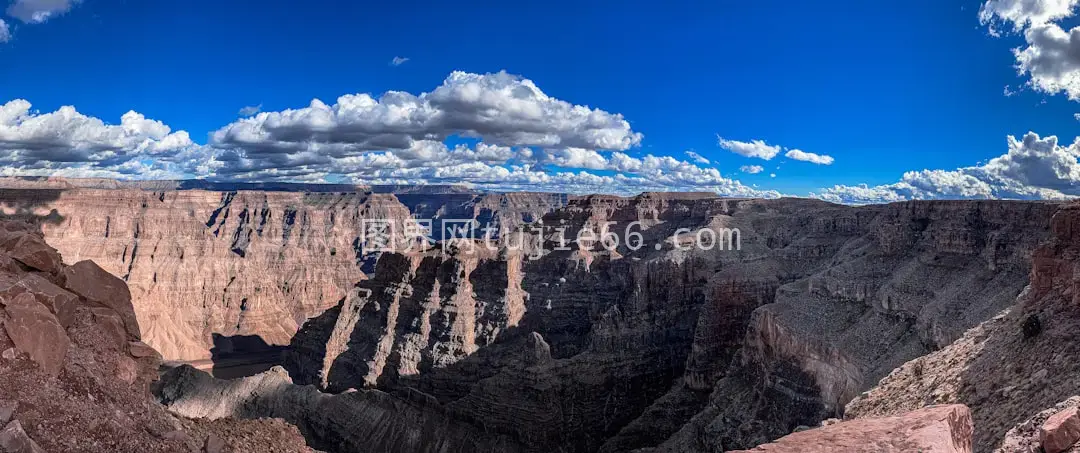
xmin=846 ymin=202 xmax=1080 ymax=453
xmin=275 ymin=195 xmax=1056 ymax=452
xmin=0 ymin=179 xmax=564 ymax=361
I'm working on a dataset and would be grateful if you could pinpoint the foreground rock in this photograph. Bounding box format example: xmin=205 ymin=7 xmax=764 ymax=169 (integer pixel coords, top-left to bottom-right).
xmin=0 ymin=220 xmax=314 ymax=452
xmin=730 ymin=405 xmax=973 ymax=453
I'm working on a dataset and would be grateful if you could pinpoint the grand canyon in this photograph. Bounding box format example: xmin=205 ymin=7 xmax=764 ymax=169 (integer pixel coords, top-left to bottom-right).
xmin=2 ymin=177 xmax=1080 ymax=452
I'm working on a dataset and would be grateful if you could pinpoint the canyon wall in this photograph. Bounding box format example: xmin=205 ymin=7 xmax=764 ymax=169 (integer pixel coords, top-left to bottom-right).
xmin=845 ymin=201 xmax=1080 ymax=453
xmin=1 ymin=178 xmax=1063 ymax=452
xmin=0 ymin=179 xmax=565 ymax=360
xmin=263 ymin=194 xmax=1057 ymax=452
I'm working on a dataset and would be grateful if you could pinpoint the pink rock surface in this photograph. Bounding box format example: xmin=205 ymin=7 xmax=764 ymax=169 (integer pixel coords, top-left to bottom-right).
xmin=1041 ymin=407 xmax=1080 ymax=453
xmin=730 ymin=405 xmax=974 ymax=453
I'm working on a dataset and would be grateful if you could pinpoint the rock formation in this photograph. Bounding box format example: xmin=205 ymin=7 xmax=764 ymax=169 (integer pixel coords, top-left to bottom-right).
xmin=3 ymin=177 xmax=1070 ymax=453
xmin=0 ymin=219 xmax=314 ymax=452
xmin=268 ymin=195 xmax=1055 ymax=452
xmin=728 ymin=404 xmax=974 ymax=453
xmin=0 ymin=177 xmax=564 ymax=361
xmin=846 ymin=201 xmax=1080 ymax=453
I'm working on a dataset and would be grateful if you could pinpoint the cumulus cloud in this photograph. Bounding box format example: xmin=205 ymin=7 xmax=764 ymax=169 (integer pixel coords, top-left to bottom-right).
xmin=716 ymin=136 xmax=781 ymax=160
xmin=238 ymin=104 xmax=262 ymax=117
xmin=814 ymin=132 xmax=1080 ymax=203
xmin=6 ymin=0 xmax=80 ymax=24
xmin=210 ymin=71 xmax=643 ymax=177
xmin=0 ymin=19 xmax=9 ymax=43
xmin=978 ymin=0 xmax=1079 ymax=32
xmin=0 ymin=99 xmax=207 ymax=179
xmin=1014 ymin=22 xmax=1080 ymax=100
xmin=0 ymin=71 xmax=784 ymax=198
xmin=979 ymin=0 xmax=1080 ymax=101
xmin=785 ymin=149 xmax=834 ymax=165
xmin=390 ymin=56 xmax=409 ymax=66
xmin=685 ymin=150 xmax=710 ymax=164
xmin=740 ymin=165 xmax=764 ymax=174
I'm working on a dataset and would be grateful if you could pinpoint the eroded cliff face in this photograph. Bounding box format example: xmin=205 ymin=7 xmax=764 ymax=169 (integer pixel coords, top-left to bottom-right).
xmin=845 ymin=202 xmax=1080 ymax=453
xmin=263 ymin=195 xmax=1057 ymax=453
xmin=4 ymin=179 xmax=1062 ymax=453
xmin=0 ymin=181 xmax=564 ymax=361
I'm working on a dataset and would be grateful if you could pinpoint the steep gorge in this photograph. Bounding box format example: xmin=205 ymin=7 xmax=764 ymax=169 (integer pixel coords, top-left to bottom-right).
xmin=170 ymin=193 xmax=1058 ymax=452
xmin=0 ymin=178 xmax=1062 ymax=452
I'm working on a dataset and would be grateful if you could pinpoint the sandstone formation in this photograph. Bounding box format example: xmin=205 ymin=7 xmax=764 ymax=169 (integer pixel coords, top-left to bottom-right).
xmin=0 ymin=219 xmax=314 ymax=452
xmin=269 ymin=194 xmax=1055 ymax=452
xmin=729 ymin=404 xmax=974 ymax=453
xmin=0 ymin=177 xmax=564 ymax=361
xmin=845 ymin=202 xmax=1080 ymax=453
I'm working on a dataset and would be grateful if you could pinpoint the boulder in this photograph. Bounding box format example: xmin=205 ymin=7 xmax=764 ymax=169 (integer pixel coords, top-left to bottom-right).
xmin=204 ymin=433 xmax=225 ymax=453
xmin=5 ymin=234 xmax=61 ymax=275
xmin=2 ymin=292 xmax=70 ymax=377
xmin=730 ymin=405 xmax=974 ymax=453
xmin=1041 ymin=407 xmax=1080 ymax=453
xmin=128 ymin=341 xmax=162 ymax=360
xmin=0 ymin=420 xmax=45 ymax=453
xmin=62 ymin=260 xmax=141 ymax=339
xmin=0 ymin=401 xmax=14 ymax=426
xmin=0 ymin=274 xmax=80 ymax=327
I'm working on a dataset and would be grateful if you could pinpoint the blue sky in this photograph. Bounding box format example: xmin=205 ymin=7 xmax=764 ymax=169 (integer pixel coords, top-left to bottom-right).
xmin=2 ymin=0 xmax=1080 ymax=202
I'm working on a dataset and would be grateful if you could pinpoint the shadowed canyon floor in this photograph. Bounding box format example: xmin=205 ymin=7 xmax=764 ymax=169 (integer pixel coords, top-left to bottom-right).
xmin=6 ymin=177 xmax=1080 ymax=452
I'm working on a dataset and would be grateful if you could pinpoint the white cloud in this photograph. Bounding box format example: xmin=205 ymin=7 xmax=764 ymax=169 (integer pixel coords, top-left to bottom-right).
xmin=814 ymin=132 xmax=1080 ymax=203
xmin=769 ymin=173 xmax=776 ymax=178
xmin=1075 ymin=112 xmax=1080 ymax=121
xmin=1014 ymin=22 xmax=1080 ymax=100
xmin=785 ymin=149 xmax=834 ymax=165
xmin=0 ymin=99 xmax=206 ymax=179
xmin=685 ymin=150 xmax=710 ymax=164
xmin=238 ymin=104 xmax=262 ymax=117
xmin=543 ymin=148 xmax=608 ymax=170
xmin=979 ymin=0 xmax=1080 ymax=102
xmin=6 ymin=0 xmax=80 ymax=24
xmin=978 ymin=0 xmax=1079 ymax=32
xmin=716 ymin=136 xmax=781 ymax=160
xmin=740 ymin=165 xmax=764 ymax=174
xmin=0 ymin=19 xmax=9 ymax=43
xmin=0 ymin=71 xmax=786 ymax=198
xmin=210 ymin=71 xmax=644 ymax=178
xmin=390 ymin=56 xmax=409 ymax=66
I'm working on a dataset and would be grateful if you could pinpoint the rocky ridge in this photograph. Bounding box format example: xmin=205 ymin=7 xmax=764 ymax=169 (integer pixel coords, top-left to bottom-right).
xmin=845 ymin=201 xmax=1080 ymax=453
xmin=0 ymin=219 xmax=314 ymax=452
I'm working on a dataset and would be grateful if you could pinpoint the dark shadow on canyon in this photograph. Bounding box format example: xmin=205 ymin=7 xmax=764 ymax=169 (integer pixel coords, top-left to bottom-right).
xmin=209 ymin=333 xmax=286 ymax=379
xmin=0 ymin=188 xmax=66 ymax=225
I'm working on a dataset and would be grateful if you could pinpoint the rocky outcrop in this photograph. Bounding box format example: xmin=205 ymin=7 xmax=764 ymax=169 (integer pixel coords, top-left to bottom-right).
xmin=0 ymin=179 xmax=565 ymax=361
xmin=0 ymin=219 xmax=314 ymax=452
xmin=845 ymin=202 xmax=1080 ymax=453
xmin=729 ymin=404 xmax=974 ymax=453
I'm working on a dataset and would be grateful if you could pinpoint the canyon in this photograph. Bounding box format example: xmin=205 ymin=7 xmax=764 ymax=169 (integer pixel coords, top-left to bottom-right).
xmin=4 ymin=176 xmax=1080 ymax=452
